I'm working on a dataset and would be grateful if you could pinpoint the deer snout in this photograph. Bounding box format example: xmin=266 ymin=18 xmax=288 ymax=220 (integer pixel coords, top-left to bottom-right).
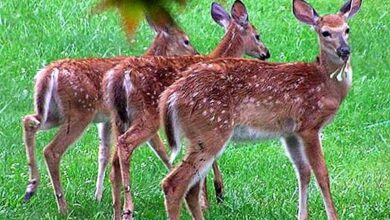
xmin=259 ymin=49 xmax=271 ymax=60
xmin=336 ymin=46 xmax=350 ymax=61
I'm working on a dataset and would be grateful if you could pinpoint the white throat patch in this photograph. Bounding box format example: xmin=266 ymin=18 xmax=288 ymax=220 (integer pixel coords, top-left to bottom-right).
xmin=330 ymin=59 xmax=352 ymax=84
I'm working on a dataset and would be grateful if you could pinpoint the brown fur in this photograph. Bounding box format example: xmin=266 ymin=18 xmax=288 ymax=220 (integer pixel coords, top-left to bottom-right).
xmin=319 ymin=15 xmax=345 ymax=27
xmin=105 ymin=1 xmax=271 ymax=218
xmin=160 ymin=0 xmax=361 ymax=219
xmin=21 ymin=21 xmax=197 ymax=214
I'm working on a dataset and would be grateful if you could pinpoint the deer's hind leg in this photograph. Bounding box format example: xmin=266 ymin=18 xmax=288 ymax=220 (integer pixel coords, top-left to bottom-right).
xmin=110 ymin=116 xmax=128 ymax=220
xmin=162 ymin=129 xmax=233 ymax=220
xmin=43 ymin=112 xmax=93 ymax=214
xmin=111 ymin=148 xmax=122 ymax=220
xmin=200 ymin=161 xmax=224 ymax=210
xmin=200 ymin=177 xmax=209 ymax=210
xmin=116 ymin=114 xmax=160 ymax=220
xmin=23 ymin=112 xmax=61 ymax=201
xmin=148 ymin=134 xmax=172 ymax=170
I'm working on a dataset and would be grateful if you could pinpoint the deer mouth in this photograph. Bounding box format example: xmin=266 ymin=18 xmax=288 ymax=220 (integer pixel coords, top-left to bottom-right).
xmin=339 ymin=54 xmax=350 ymax=62
xmin=336 ymin=52 xmax=349 ymax=61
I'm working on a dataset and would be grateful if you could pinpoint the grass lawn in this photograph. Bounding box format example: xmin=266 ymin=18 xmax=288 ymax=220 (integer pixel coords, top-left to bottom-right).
xmin=0 ymin=0 xmax=389 ymax=219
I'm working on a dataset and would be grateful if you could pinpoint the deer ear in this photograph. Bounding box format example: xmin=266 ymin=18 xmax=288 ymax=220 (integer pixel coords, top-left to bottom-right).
xmin=211 ymin=2 xmax=231 ymax=29
xmin=339 ymin=0 xmax=362 ymax=20
xmin=293 ymin=0 xmax=319 ymax=26
xmin=231 ymin=0 xmax=248 ymax=27
xmin=146 ymin=9 xmax=178 ymax=34
xmin=146 ymin=15 xmax=167 ymax=33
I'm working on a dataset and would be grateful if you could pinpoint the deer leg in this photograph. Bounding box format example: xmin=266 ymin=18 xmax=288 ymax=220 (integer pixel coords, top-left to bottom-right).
xmin=200 ymin=161 xmax=224 ymax=210
xmin=147 ymin=134 xmax=172 ymax=169
xmin=212 ymin=161 xmax=224 ymax=203
xmin=95 ymin=122 xmax=112 ymax=202
xmin=282 ymin=135 xmax=311 ymax=220
xmin=117 ymin=117 xmax=159 ymax=220
xmin=185 ymin=181 xmax=204 ymax=220
xmin=162 ymin=131 xmax=232 ymax=220
xmin=200 ymin=177 xmax=209 ymax=210
xmin=299 ymin=131 xmax=338 ymax=220
xmin=110 ymin=148 xmax=122 ymax=220
xmin=43 ymin=114 xmax=93 ymax=214
xmin=110 ymin=117 xmax=127 ymax=220
xmin=23 ymin=114 xmax=41 ymax=201
xmin=162 ymin=147 xmax=213 ymax=220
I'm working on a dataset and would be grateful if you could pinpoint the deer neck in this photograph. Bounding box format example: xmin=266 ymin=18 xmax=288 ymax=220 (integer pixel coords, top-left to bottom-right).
xmin=209 ymin=24 xmax=244 ymax=58
xmin=318 ymin=48 xmax=352 ymax=87
xmin=144 ymin=35 xmax=168 ymax=56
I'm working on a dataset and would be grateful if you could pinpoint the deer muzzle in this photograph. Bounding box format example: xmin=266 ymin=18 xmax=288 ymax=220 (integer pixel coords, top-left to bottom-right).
xmin=336 ymin=46 xmax=350 ymax=61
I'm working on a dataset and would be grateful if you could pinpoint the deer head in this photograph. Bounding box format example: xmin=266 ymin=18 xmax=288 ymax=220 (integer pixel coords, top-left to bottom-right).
xmin=293 ymin=0 xmax=362 ymax=64
xmin=211 ymin=0 xmax=270 ymax=60
xmin=145 ymin=16 xmax=199 ymax=56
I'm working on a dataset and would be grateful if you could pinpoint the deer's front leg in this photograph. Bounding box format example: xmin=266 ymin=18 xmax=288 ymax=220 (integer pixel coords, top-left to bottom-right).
xmin=95 ymin=122 xmax=112 ymax=202
xmin=299 ymin=130 xmax=338 ymax=220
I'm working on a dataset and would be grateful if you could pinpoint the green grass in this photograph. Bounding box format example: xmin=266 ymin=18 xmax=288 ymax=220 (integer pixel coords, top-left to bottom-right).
xmin=0 ymin=0 xmax=389 ymax=219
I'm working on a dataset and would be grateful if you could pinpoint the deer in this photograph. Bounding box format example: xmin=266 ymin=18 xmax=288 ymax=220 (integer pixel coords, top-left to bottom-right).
xmin=103 ymin=1 xmax=270 ymax=219
xmin=21 ymin=16 xmax=198 ymax=214
xmin=159 ymin=0 xmax=362 ymax=219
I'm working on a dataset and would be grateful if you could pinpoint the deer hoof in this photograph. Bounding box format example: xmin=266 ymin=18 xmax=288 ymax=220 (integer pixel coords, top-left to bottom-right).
xmin=122 ymin=210 xmax=133 ymax=220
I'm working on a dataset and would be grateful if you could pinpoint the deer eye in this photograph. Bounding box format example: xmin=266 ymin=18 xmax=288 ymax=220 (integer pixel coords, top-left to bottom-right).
xmin=345 ymin=28 xmax=350 ymax=34
xmin=255 ymin=34 xmax=260 ymax=41
xmin=321 ymin=31 xmax=331 ymax=37
xmin=184 ymin=39 xmax=190 ymax=45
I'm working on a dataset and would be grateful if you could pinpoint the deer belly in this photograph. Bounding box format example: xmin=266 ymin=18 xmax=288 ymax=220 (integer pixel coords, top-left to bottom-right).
xmin=232 ymin=126 xmax=281 ymax=141
xmin=93 ymin=112 xmax=110 ymax=123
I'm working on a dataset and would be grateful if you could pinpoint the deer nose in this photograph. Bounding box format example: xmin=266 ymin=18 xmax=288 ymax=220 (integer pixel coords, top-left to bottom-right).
xmin=259 ymin=49 xmax=270 ymax=60
xmin=337 ymin=46 xmax=350 ymax=59
xmin=265 ymin=50 xmax=271 ymax=59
